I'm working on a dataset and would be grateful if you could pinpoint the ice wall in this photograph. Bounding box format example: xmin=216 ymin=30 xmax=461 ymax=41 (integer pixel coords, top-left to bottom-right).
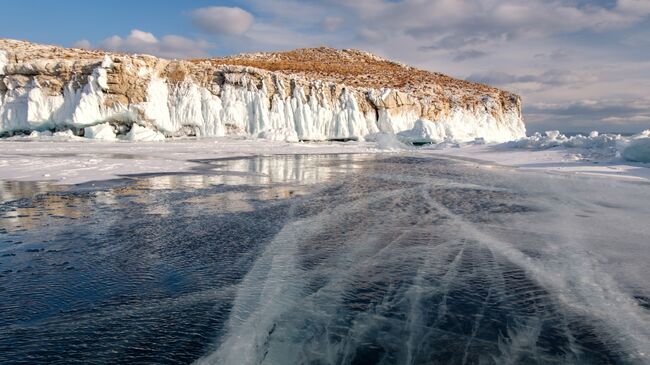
xmin=0 ymin=49 xmax=526 ymax=143
xmin=152 ymin=77 xmax=379 ymax=142
xmin=0 ymin=56 xmax=126 ymax=134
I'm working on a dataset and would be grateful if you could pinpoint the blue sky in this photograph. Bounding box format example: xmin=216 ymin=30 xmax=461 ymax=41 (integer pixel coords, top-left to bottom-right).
xmin=2 ymin=0 xmax=650 ymax=133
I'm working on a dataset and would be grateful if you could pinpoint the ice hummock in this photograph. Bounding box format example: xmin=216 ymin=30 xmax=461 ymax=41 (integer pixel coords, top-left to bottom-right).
xmin=508 ymin=130 xmax=620 ymax=150
xmin=84 ymin=122 xmax=116 ymax=141
xmin=126 ymin=124 xmax=166 ymax=142
xmin=501 ymin=129 xmax=650 ymax=164
xmin=620 ymin=130 xmax=650 ymax=163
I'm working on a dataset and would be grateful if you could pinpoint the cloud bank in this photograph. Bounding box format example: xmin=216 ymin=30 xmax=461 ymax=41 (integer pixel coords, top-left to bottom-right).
xmin=81 ymin=29 xmax=213 ymax=59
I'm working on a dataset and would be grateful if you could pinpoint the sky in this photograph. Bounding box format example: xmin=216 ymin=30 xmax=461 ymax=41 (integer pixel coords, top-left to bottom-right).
xmin=2 ymin=0 xmax=650 ymax=133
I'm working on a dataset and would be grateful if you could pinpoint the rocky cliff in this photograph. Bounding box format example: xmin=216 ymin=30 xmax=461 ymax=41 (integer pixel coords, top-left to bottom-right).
xmin=0 ymin=39 xmax=525 ymax=142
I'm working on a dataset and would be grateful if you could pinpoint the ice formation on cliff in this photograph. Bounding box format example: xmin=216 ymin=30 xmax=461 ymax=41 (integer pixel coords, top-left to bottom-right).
xmin=0 ymin=69 xmax=524 ymax=143
xmin=0 ymin=51 xmax=7 ymax=76
xmin=0 ymin=57 xmax=118 ymax=133
xmin=0 ymin=41 xmax=527 ymax=143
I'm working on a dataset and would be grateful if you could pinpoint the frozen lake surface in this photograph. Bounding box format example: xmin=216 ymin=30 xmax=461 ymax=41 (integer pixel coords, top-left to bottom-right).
xmin=0 ymin=154 xmax=649 ymax=364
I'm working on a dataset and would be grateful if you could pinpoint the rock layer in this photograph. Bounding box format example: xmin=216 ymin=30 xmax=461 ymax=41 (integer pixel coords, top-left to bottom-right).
xmin=0 ymin=39 xmax=526 ymax=142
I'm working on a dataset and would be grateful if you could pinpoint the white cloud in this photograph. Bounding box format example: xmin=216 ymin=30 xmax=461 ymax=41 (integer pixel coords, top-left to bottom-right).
xmin=72 ymin=39 xmax=91 ymax=49
xmin=96 ymin=29 xmax=213 ymax=58
xmin=190 ymin=6 xmax=254 ymax=34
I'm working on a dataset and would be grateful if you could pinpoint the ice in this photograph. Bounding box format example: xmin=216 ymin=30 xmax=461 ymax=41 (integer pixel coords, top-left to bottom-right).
xmin=368 ymin=132 xmax=411 ymax=150
xmin=126 ymin=124 xmax=165 ymax=141
xmin=192 ymin=156 xmax=650 ymax=364
xmin=621 ymin=130 xmax=650 ymax=163
xmin=142 ymin=74 xmax=173 ymax=132
xmin=391 ymin=106 xmax=524 ymax=144
xmin=1 ymin=129 xmax=649 ymax=185
xmin=366 ymin=89 xmax=526 ymax=143
xmin=0 ymin=50 xmax=7 ymax=76
xmin=28 ymin=130 xmax=52 ymax=138
xmin=100 ymin=55 xmax=113 ymax=69
xmin=0 ymin=138 xmax=382 ymax=184
xmin=257 ymin=129 xmax=299 ymax=142
xmin=509 ymin=130 xmax=621 ymax=151
xmin=84 ymin=122 xmax=116 ymax=141
xmin=373 ymin=104 xmax=420 ymax=134
xmin=0 ymin=154 xmax=647 ymax=363
xmin=396 ymin=119 xmax=446 ymax=144
xmin=23 ymin=129 xmax=78 ymax=140
xmin=501 ymin=129 xmax=650 ymax=165
xmin=51 ymin=130 xmax=77 ymax=139
xmin=0 ymin=58 xmax=120 ymax=132
xmin=135 ymin=76 xmax=379 ymax=141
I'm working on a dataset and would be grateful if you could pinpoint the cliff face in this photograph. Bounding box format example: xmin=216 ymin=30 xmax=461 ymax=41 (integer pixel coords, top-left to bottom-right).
xmin=0 ymin=39 xmax=525 ymax=142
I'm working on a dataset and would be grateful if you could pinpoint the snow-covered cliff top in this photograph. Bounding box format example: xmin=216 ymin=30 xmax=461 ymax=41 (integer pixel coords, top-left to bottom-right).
xmin=209 ymin=46 xmax=513 ymax=101
xmin=1 ymin=39 xmax=514 ymax=100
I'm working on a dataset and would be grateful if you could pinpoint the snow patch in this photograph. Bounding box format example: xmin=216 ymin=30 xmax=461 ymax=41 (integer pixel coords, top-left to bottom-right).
xmin=101 ymin=55 xmax=113 ymax=69
xmin=17 ymin=129 xmax=80 ymax=141
xmin=29 ymin=130 xmax=53 ymax=138
xmin=258 ymin=129 xmax=299 ymax=142
xmin=372 ymin=132 xmax=410 ymax=150
xmin=52 ymin=130 xmax=78 ymax=139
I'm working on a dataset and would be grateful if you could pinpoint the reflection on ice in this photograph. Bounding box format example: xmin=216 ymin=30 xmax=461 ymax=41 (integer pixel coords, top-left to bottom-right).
xmin=142 ymin=174 xmax=266 ymax=190
xmin=0 ymin=180 xmax=62 ymax=203
xmin=0 ymin=182 xmax=90 ymax=233
xmin=0 ymin=155 xmax=368 ymax=233
xmin=134 ymin=154 xmax=367 ymax=190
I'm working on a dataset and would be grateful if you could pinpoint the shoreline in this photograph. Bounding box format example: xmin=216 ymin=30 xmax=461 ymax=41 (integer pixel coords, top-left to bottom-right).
xmin=1 ymin=138 xmax=649 ymax=185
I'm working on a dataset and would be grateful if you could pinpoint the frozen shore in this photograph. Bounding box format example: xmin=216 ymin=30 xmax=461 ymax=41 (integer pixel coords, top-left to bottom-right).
xmin=1 ymin=130 xmax=649 ymax=185
xmin=0 ymin=138 xmax=378 ymax=185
